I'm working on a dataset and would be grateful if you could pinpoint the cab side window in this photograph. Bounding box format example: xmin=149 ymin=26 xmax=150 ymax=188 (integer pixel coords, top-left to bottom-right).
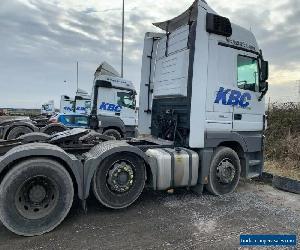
xmin=117 ymin=92 xmax=136 ymax=110
xmin=237 ymin=55 xmax=259 ymax=92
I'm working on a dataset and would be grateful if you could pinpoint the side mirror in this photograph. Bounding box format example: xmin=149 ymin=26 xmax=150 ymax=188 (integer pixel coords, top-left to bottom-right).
xmin=260 ymin=61 xmax=269 ymax=82
xmin=258 ymin=82 xmax=269 ymax=102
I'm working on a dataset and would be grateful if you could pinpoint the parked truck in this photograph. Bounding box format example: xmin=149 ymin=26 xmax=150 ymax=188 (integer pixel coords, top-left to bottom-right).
xmin=89 ymin=62 xmax=138 ymax=139
xmin=60 ymin=95 xmax=75 ymax=114
xmin=41 ymin=100 xmax=55 ymax=116
xmin=58 ymin=62 xmax=138 ymax=139
xmin=0 ymin=0 xmax=268 ymax=236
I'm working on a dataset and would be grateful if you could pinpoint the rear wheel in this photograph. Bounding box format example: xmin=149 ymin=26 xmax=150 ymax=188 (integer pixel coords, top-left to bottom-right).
xmin=206 ymin=147 xmax=241 ymax=196
xmin=7 ymin=126 xmax=33 ymax=140
xmin=103 ymin=129 xmax=122 ymax=140
xmin=0 ymin=158 xmax=74 ymax=236
xmin=93 ymin=153 xmax=145 ymax=209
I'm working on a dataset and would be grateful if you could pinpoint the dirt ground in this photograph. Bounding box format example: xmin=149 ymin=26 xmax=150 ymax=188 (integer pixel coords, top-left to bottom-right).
xmin=0 ymin=180 xmax=299 ymax=250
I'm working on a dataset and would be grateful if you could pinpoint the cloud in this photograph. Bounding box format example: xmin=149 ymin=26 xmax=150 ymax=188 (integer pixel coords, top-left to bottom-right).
xmin=0 ymin=0 xmax=299 ymax=108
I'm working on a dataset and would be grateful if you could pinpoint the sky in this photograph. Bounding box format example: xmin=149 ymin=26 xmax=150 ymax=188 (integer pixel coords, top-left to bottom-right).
xmin=0 ymin=0 xmax=300 ymax=108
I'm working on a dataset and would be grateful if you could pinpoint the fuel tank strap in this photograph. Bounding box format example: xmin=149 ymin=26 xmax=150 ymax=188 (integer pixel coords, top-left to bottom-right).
xmin=161 ymin=148 xmax=175 ymax=188
xmin=180 ymin=148 xmax=193 ymax=187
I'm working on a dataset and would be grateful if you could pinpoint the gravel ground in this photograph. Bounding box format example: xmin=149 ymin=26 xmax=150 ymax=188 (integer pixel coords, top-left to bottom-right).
xmin=0 ymin=180 xmax=299 ymax=250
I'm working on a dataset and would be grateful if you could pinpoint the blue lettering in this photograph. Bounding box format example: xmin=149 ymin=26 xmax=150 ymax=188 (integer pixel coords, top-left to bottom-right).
xmin=214 ymin=87 xmax=251 ymax=109
xmin=227 ymin=90 xmax=241 ymax=106
xmin=107 ymin=104 xmax=116 ymax=112
xmin=99 ymin=102 xmax=107 ymax=111
xmin=239 ymin=93 xmax=251 ymax=108
xmin=76 ymin=107 xmax=85 ymax=111
xmin=114 ymin=105 xmax=122 ymax=112
xmin=214 ymin=87 xmax=231 ymax=105
xmin=64 ymin=107 xmax=73 ymax=111
xmin=99 ymin=103 xmax=123 ymax=113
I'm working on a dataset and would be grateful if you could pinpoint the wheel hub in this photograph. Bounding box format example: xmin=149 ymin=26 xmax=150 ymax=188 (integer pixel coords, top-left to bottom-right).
xmin=107 ymin=162 xmax=134 ymax=193
xmin=217 ymin=159 xmax=236 ymax=184
xmin=29 ymin=185 xmax=47 ymax=203
xmin=15 ymin=176 xmax=59 ymax=220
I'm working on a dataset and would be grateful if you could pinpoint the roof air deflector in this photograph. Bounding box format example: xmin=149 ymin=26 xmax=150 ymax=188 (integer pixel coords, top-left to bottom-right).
xmin=153 ymin=0 xmax=199 ymax=32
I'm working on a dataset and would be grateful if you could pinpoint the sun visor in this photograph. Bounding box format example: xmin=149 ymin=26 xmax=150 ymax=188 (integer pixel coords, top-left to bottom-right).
xmin=94 ymin=62 xmax=121 ymax=78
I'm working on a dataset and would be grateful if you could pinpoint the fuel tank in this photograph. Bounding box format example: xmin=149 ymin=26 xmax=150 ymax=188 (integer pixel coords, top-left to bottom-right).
xmin=146 ymin=148 xmax=199 ymax=190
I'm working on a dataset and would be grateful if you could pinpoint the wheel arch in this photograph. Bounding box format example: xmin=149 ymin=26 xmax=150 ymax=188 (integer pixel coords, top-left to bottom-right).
xmin=83 ymin=141 xmax=151 ymax=200
xmin=0 ymin=143 xmax=84 ymax=199
xmin=4 ymin=121 xmax=38 ymax=139
xmin=41 ymin=123 xmax=67 ymax=134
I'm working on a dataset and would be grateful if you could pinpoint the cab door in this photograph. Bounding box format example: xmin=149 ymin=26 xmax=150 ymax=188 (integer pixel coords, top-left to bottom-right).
xmin=206 ymin=39 xmax=235 ymax=132
xmin=97 ymin=88 xmax=117 ymax=117
xmin=233 ymin=53 xmax=264 ymax=132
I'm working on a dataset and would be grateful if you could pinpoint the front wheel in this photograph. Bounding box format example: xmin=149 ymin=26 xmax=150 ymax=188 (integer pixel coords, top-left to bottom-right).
xmin=0 ymin=158 xmax=74 ymax=236
xmin=206 ymin=147 xmax=241 ymax=196
xmin=93 ymin=153 xmax=145 ymax=209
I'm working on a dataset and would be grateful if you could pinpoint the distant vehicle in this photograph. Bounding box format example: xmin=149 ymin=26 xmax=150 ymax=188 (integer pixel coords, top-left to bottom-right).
xmin=59 ymin=63 xmax=137 ymax=139
xmin=75 ymin=89 xmax=92 ymax=115
xmin=49 ymin=113 xmax=89 ymax=128
xmin=60 ymin=95 xmax=75 ymax=115
xmin=41 ymin=100 xmax=55 ymax=116
xmin=60 ymin=91 xmax=92 ymax=115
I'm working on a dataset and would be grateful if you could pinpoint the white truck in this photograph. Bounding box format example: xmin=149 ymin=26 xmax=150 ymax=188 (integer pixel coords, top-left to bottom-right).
xmin=60 ymin=95 xmax=75 ymax=114
xmin=0 ymin=0 xmax=268 ymax=236
xmin=89 ymin=62 xmax=138 ymax=139
xmin=59 ymin=63 xmax=137 ymax=139
xmin=41 ymin=100 xmax=55 ymax=116
xmin=60 ymin=91 xmax=91 ymax=115
xmin=74 ymin=89 xmax=92 ymax=115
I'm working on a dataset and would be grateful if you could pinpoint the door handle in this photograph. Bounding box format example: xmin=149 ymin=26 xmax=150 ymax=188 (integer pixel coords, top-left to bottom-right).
xmin=115 ymin=112 xmax=121 ymax=116
xmin=219 ymin=115 xmax=229 ymax=119
xmin=234 ymin=114 xmax=242 ymax=120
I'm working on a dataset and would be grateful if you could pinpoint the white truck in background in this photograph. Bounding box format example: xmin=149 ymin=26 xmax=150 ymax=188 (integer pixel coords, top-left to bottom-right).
xmin=89 ymin=62 xmax=138 ymax=139
xmin=41 ymin=100 xmax=55 ymax=116
xmin=59 ymin=62 xmax=137 ymax=139
xmin=75 ymin=89 xmax=92 ymax=115
xmin=60 ymin=91 xmax=92 ymax=115
xmin=60 ymin=95 xmax=75 ymax=114
xmin=0 ymin=0 xmax=268 ymax=236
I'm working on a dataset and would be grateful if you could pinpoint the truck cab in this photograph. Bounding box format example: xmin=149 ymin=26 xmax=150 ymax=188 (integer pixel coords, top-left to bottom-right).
xmin=75 ymin=89 xmax=92 ymax=115
xmin=90 ymin=63 xmax=137 ymax=139
xmin=60 ymin=95 xmax=75 ymax=114
xmin=41 ymin=100 xmax=55 ymax=117
xmin=139 ymin=0 xmax=268 ymax=183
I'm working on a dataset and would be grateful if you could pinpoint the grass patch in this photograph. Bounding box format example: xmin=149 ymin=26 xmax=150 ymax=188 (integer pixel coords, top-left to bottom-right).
xmin=265 ymin=161 xmax=300 ymax=181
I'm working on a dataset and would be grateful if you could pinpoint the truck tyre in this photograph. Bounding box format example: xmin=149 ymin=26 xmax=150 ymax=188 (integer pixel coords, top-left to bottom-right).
xmin=206 ymin=147 xmax=241 ymax=196
xmin=93 ymin=152 xmax=145 ymax=209
xmin=7 ymin=126 xmax=33 ymax=140
xmin=0 ymin=158 xmax=74 ymax=236
xmin=43 ymin=126 xmax=66 ymax=135
xmin=103 ymin=129 xmax=121 ymax=140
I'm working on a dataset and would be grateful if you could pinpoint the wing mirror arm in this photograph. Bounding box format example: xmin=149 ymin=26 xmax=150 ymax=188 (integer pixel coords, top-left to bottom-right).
xmin=258 ymin=82 xmax=268 ymax=102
